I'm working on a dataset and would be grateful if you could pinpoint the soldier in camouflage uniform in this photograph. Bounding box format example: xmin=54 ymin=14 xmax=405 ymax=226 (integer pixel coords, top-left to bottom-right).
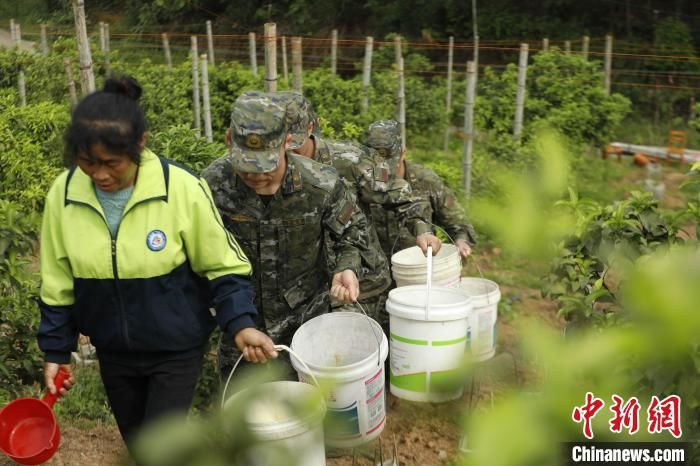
xmin=276 ymin=93 xmax=442 ymax=321
xmin=366 ymin=120 xmax=477 ymax=259
xmin=280 ymin=93 xmax=440 ymax=250
xmin=202 ymin=92 xmax=368 ymax=380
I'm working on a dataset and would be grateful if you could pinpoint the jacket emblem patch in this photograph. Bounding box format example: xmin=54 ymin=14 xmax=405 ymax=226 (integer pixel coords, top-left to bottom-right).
xmin=146 ymin=230 xmax=167 ymax=251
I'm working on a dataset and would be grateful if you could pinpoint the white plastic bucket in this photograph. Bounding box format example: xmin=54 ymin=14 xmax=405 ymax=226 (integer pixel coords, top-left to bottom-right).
xmin=391 ymin=245 xmax=462 ymax=288
xmin=461 ymin=277 xmax=501 ymax=362
xmin=290 ymin=312 xmax=389 ymax=448
xmin=386 ymin=285 xmax=472 ymax=402
xmin=225 ymin=381 xmax=327 ymax=466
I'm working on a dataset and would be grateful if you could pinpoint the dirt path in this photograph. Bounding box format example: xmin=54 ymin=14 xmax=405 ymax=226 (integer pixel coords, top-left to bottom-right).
xmin=0 ymin=27 xmax=35 ymax=51
xmin=0 ymin=425 xmax=128 ymax=466
xmin=0 ymin=395 xmax=465 ymax=466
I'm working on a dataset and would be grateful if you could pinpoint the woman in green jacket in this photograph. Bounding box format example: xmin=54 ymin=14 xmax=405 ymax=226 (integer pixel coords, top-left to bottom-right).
xmin=37 ymin=76 xmax=277 ymax=452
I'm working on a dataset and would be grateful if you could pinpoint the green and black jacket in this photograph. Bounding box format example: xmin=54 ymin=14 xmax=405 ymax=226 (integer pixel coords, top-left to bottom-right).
xmin=38 ymin=150 xmax=255 ymax=364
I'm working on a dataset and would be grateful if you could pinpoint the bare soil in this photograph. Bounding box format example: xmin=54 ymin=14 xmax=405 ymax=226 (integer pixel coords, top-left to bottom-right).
xmin=0 ymin=28 xmax=35 ymax=51
xmin=0 ymin=394 xmax=470 ymax=466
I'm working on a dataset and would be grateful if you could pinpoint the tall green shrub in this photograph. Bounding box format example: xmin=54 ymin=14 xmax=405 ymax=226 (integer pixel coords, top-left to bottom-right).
xmin=0 ymin=200 xmax=42 ymax=405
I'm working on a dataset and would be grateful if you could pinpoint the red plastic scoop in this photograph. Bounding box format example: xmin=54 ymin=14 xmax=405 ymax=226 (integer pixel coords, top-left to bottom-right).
xmin=0 ymin=369 xmax=69 ymax=465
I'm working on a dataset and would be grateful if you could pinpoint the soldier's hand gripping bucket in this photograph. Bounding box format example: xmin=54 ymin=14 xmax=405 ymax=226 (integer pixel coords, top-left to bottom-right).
xmin=0 ymin=369 xmax=69 ymax=465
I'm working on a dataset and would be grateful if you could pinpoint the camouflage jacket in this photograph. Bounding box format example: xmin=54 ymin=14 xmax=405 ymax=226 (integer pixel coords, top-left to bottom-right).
xmin=309 ymin=135 xmax=434 ymax=299
xmin=370 ymin=161 xmax=477 ymax=259
xmin=312 ymin=135 xmax=432 ymax=237
xmin=202 ymin=153 xmax=366 ymax=344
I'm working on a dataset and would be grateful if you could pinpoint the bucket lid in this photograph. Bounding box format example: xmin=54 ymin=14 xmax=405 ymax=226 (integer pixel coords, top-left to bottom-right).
xmin=225 ymin=381 xmax=325 ymax=440
xmin=391 ymin=244 xmax=459 ymax=268
xmin=460 ymin=277 xmax=501 ymax=307
xmin=387 ymin=285 xmax=472 ymax=321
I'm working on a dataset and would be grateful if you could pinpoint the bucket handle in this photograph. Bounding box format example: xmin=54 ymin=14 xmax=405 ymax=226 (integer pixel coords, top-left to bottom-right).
xmin=425 ymin=245 xmax=432 ymax=321
xmin=464 ymin=256 xmax=492 ymax=304
xmin=390 ymin=218 xmax=460 ymax=258
xmin=352 ymin=300 xmax=384 ymax=368
xmin=42 ymin=368 xmax=70 ymax=407
xmin=221 ymin=344 xmax=321 ymax=409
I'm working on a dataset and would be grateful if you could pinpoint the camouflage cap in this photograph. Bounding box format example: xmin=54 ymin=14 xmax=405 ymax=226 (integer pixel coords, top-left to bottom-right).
xmin=364 ymin=120 xmax=401 ymax=158
xmin=236 ymin=91 xmax=318 ymax=150
xmin=282 ymin=92 xmax=318 ymax=149
xmin=229 ymin=91 xmax=288 ymax=173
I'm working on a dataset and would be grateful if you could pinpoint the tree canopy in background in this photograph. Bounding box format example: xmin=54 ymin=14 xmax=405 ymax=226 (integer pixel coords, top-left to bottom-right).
xmin=2 ymin=0 xmax=700 ymax=46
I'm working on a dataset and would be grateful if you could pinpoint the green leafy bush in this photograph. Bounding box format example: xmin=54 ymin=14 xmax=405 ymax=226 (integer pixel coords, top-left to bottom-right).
xmin=0 ymin=101 xmax=67 ymax=212
xmin=0 ymin=44 xmax=89 ymax=106
xmin=110 ymin=60 xmax=193 ymax=134
xmin=474 ymin=50 xmax=631 ymax=148
xmin=545 ymin=191 xmax=680 ymax=326
xmin=149 ymin=124 xmax=227 ymax=173
xmin=0 ymin=200 xmax=42 ymax=406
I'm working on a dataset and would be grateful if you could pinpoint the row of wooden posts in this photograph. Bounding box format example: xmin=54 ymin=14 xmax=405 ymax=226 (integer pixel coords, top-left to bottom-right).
xmin=10 ymin=4 xmax=616 ymax=197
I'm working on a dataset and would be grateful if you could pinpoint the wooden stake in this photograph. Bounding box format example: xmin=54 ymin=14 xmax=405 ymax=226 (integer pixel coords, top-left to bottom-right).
xmin=18 ymin=70 xmax=26 ymax=106
xmin=604 ymin=34 xmax=613 ymax=96
xmin=72 ymin=0 xmax=95 ymax=96
xmin=395 ymin=34 xmax=403 ymax=142
xmin=330 ymin=29 xmax=338 ymax=75
xmin=291 ymin=37 xmax=303 ymax=92
xmin=99 ymin=22 xmax=105 ymax=52
xmin=361 ymin=36 xmax=373 ymax=112
xmin=63 ymin=58 xmax=78 ymax=108
xmin=564 ymin=40 xmax=571 ymax=54
xmin=162 ymin=33 xmax=173 ymax=70
xmin=13 ymin=22 xmax=21 ymax=48
xmin=542 ymin=38 xmax=549 ymax=52
xmin=444 ymin=36 xmax=454 ymax=151
xmin=201 ymin=54 xmax=213 ymax=143
xmin=582 ymin=35 xmax=590 ymax=60
xmin=472 ymin=0 xmax=479 ymax=89
xmin=40 ymin=24 xmax=49 ymax=56
xmin=191 ymin=36 xmax=201 ymax=136
xmin=690 ymin=95 xmax=697 ymax=121
xmin=397 ymin=56 xmax=406 ymax=152
xmin=206 ymin=21 xmax=215 ymax=67
xmin=9 ymin=19 xmax=15 ymax=44
xmin=264 ymin=23 xmax=277 ymax=92
xmin=281 ymin=36 xmax=289 ymax=83
xmin=394 ymin=35 xmax=402 ymax=65
xmin=249 ymin=32 xmax=258 ymax=76
xmin=513 ymin=43 xmax=529 ymax=140
xmin=463 ymin=61 xmax=477 ymax=196
xmin=104 ymin=23 xmax=111 ymax=75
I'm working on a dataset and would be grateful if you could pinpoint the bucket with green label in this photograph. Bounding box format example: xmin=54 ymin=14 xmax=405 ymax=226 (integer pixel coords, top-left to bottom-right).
xmin=387 ymin=285 xmax=472 ymax=402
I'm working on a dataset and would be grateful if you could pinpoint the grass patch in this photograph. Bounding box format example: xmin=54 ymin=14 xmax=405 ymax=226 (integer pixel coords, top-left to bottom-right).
xmin=53 ymin=364 xmax=115 ymax=427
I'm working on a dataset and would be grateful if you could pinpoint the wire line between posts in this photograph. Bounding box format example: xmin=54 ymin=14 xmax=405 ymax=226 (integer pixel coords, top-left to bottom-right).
xmin=10 ymin=24 xmax=700 ymax=98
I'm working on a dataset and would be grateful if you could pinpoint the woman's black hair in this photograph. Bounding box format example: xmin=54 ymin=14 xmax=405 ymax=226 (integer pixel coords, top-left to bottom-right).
xmin=64 ymin=76 xmax=146 ymax=166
